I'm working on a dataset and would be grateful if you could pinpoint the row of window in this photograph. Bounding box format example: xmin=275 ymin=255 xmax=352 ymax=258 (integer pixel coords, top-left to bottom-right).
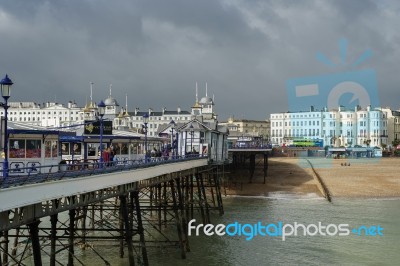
xmin=271 ymin=112 xmax=387 ymax=120
xmin=9 ymin=140 xmax=58 ymax=159
xmin=8 ymin=117 xmax=80 ymax=122
xmin=3 ymin=111 xmax=80 ymax=115
xmin=132 ymin=116 xmax=191 ymax=121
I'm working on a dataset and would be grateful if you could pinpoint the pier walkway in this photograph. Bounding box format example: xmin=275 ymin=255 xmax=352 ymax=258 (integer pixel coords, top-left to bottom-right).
xmin=0 ymin=156 xmax=225 ymax=266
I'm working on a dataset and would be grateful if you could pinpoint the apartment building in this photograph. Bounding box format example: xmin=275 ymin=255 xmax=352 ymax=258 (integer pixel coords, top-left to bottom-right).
xmin=270 ymin=106 xmax=389 ymax=148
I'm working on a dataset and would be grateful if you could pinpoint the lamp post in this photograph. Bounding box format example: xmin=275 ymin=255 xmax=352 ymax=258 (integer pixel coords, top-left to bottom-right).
xmin=175 ymin=131 xmax=179 ymax=158
xmin=1 ymin=74 xmax=13 ymax=179
xmin=143 ymin=113 xmax=149 ymax=162
xmin=169 ymin=120 xmax=176 ymax=158
xmin=189 ymin=124 xmax=194 ymax=157
xmin=98 ymin=100 xmax=105 ymax=168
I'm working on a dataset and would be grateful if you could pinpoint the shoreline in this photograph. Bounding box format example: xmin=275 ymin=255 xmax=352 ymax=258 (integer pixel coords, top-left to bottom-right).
xmin=224 ymin=157 xmax=400 ymax=199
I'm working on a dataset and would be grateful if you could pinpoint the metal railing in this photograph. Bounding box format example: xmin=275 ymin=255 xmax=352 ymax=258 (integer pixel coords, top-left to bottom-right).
xmin=0 ymin=155 xmax=207 ymax=189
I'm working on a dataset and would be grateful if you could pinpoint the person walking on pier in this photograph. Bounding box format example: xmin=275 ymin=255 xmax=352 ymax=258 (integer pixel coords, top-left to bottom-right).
xmin=102 ymin=147 xmax=110 ymax=167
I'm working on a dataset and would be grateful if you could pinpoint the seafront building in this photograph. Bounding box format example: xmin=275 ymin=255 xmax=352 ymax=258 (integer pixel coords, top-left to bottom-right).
xmin=219 ymin=117 xmax=270 ymax=147
xmin=219 ymin=117 xmax=270 ymax=138
xmin=0 ymin=87 xmax=217 ymax=139
xmin=270 ymin=105 xmax=392 ymax=148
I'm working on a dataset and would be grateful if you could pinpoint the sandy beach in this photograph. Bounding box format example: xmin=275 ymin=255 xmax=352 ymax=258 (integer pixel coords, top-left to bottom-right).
xmin=225 ymin=157 xmax=400 ymax=198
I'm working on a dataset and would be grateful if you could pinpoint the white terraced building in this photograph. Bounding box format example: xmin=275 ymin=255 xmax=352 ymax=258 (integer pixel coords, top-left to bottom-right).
xmin=1 ymin=101 xmax=83 ymax=128
xmin=270 ymin=106 xmax=390 ymax=148
xmin=1 ymin=86 xmax=219 ymax=140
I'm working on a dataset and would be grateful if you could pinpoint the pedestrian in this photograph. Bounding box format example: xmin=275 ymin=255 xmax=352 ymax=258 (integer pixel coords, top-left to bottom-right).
xmin=102 ymin=148 xmax=110 ymax=167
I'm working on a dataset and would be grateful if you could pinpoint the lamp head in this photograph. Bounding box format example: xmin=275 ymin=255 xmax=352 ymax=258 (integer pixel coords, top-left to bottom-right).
xmin=0 ymin=74 xmax=13 ymax=99
xmin=98 ymin=100 xmax=106 ymax=117
xmin=169 ymin=119 xmax=176 ymax=129
xmin=143 ymin=113 xmax=149 ymax=124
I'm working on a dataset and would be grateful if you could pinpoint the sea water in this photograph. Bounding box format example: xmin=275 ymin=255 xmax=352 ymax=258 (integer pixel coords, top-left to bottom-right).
xmin=21 ymin=195 xmax=400 ymax=265
xmin=149 ymin=196 xmax=400 ymax=266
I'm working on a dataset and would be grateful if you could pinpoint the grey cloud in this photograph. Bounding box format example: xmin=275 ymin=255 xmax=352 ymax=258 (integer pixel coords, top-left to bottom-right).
xmin=0 ymin=0 xmax=399 ymax=120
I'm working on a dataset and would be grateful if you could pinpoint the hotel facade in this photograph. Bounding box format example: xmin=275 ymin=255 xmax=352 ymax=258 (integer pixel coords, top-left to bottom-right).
xmin=269 ymin=106 xmax=396 ymax=148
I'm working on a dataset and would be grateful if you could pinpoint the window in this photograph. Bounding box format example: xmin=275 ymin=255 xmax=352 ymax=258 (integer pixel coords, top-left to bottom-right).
xmin=26 ymin=140 xmax=42 ymax=158
xmin=45 ymin=140 xmax=58 ymax=158
xmin=9 ymin=139 xmax=26 ymax=158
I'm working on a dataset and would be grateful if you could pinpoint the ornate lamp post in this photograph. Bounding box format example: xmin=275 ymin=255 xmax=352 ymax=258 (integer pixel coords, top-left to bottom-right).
xmin=169 ymin=120 xmax=176 ymax=158
xmin=143 ymin=113 xmax=149 ymax=162
xmin=98 ymin=100 xmax=105 ymax=168
xmin=189 ymin=124 xmax=194 ymax=156
xmin=1 ymin=74 xmax=13 ymax=178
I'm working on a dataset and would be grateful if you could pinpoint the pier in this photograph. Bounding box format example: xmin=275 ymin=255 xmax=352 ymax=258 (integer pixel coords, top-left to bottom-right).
xmin=0 ymin=156 xmax=226 ymax=265
xmin=228 ymin=148 xmax=271 ymax=184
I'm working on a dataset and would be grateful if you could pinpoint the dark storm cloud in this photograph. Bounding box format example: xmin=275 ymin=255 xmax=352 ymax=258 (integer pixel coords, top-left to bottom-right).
xmin=0 ymin=0 xmax=399 ymax=120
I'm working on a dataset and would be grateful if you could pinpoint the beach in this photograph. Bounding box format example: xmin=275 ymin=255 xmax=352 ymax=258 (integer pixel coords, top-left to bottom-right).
xmin=225 ymin=157 xmax=400 ymax=198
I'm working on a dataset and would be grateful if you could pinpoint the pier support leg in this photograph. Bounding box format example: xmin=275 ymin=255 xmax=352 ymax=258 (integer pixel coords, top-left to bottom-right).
xmin=214 ymin=168 xmax=224 ymax=215
xmin=81 ymin=206 xmax=88 ymax=249
xmin=185 ymin=175 xmax=190 ymax=230
xmin=176 ymin=177 xmax=190 ymax=252
xmin=132 ymin=191 xmax=149 ymax=266
xmin=169 ymin=179 xmax=186 ymax=259
xmin=195 ymin=173 xmax=205 ymax=224
xmin=2 ymin=231 xmax=7 ymax=265
xmin=199 ymin=174 xmax=211 ymax=223
xmin=190 ymin=174 xmax=194 ymax=220
xmin=119 ymin=201 xmax=124 ymax=259
xmin=28 ymin=220 xmax=42 ymax=266
xmin=163 ymin=182 xmax=167 ymax=228
xmin=249 ymin=154 xmax=255 ymax=183
xmin=120 ymin=195 xmax=135 ymax=266
xmin=0 ymin=233 xmax=2 ymax=266
xmin=68 ymin=209 xmax=75 ymax=266
xmin=50 ymin=214 xmax=58 ymax=266
xmin=263 ymin=153 xmax=268 ymax=184
xmin=11 ymin=228 xmax=19 ymax=257
xmin=158 ymin=183 xmax=162 ymax=230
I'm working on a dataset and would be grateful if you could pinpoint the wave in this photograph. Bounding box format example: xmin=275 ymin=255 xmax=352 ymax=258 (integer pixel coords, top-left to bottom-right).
xmin=226 ymin=191 xmax=324 ymax=200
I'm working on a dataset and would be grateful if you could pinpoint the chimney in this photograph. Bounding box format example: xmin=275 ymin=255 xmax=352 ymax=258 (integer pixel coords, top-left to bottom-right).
xmin=310 ymin=106 xmax=314 ymax=112
xmin=367 ymin=105 xmax=371 ymax=112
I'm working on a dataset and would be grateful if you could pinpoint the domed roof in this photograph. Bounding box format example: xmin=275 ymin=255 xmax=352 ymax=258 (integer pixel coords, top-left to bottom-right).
xmin=104 ymin=96 xmax=119 ymax=106
xmin=83 ymin=101 xmax=96 ymax=112
xmin=199 ymin=96 xmax=213 ymax=105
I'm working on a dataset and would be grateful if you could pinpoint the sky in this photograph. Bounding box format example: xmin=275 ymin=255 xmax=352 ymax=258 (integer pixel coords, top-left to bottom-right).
xmin=0 ymin=0 xmax=399 ymax=120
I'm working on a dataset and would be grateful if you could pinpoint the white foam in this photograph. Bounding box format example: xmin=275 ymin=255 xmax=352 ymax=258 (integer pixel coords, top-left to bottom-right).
xmin=226 ymin=192 xmax=324 ymax=200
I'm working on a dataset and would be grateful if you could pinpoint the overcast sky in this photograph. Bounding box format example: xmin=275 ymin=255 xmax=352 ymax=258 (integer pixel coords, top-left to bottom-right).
xmin=1 ymin=0 xmax=399 ymax=120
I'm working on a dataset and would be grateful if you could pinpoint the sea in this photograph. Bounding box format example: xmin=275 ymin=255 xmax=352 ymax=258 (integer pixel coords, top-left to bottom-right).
xmin=24 ymin=193 xmax=399 ymax=266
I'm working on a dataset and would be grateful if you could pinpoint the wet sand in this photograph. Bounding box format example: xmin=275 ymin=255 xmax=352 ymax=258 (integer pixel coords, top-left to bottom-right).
xmin=225 ymin=157 xmax=322 ymax=197
xmin=225 ymin=157 xmax=400 ymax=198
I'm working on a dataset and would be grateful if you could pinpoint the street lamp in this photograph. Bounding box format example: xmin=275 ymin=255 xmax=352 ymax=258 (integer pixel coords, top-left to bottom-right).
xmin=169 ymin=120 xmax=176 ymax=158
xmin=189 ymin=123 xmax=194 ymax=157
xmin=98 ymin=100 xmax=105 ymax=168
xmin=142 ymin=113 xmax=149 ymax=162
xmin=1 ymin=74 xmax=13 ymax=179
